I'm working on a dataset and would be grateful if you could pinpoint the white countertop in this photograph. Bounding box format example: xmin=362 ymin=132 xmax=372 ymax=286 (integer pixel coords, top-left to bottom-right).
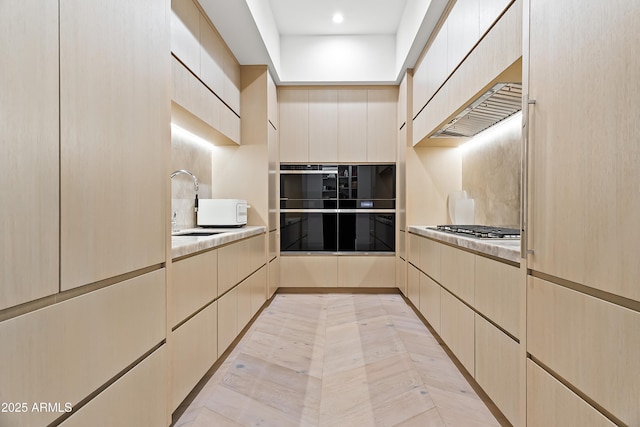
xmin=408 ymin=226 xmax=521 ymax=264
xmin=171 ymin=225 xmax=267 ymax=259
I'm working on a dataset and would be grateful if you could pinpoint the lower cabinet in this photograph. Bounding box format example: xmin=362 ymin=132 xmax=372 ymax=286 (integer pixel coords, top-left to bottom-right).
xmin=217 ymin=287 xmax=238 ymax=358
xmin=279 ymin=256 xmax=338 ymax=287
xmin=419 ymin=272 xmax=441 ymax=333
xmin=527 ymin=360 xmax=615 ymax=427
xmin=268 ymin=256 xmax=279 ymax=298
xmin=170 ymin=302 xmax=217 ymax=411
xmin=61 ymin=347 xmax=168 ymax=427
xmin=396 ymin=256 xmax=407 ymax=296
xmin=407 ymin=263 xmax=420 ymax=307
xmin=440 ymin=289 xmax=475 ymax=376
xmin=475 ymin=315 xmax=520 ymax=425
xmin=337 ymin=255 xmax=395 ymax=287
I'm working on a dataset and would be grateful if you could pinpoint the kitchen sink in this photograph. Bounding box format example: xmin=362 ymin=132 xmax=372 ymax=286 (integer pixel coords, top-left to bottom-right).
xmin=172 ymin=231 xmax=224 ymax=237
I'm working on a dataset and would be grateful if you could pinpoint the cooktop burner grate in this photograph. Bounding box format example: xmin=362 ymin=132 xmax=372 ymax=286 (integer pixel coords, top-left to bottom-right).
xmin=435 ymin=225 xmax=520 ymax=239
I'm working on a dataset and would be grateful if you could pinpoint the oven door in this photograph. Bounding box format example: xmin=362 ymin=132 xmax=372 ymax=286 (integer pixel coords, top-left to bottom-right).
xmin=280 ymin=211 xmax=337 ymax=253
xmin=280 ymin=168 xmax=338 ymax=209
xmin=338 ymin=211 xmax=395 ymax=253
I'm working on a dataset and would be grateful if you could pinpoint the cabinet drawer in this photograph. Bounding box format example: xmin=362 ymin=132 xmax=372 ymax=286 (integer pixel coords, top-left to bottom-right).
xmin=397 ymin=257 xmax=407 ymax=296
xmin=527 ymin=360 xmax=615 ymax=427
xmin=408 ymin=233 xmax=421 ymax=267
xmin=408 ymin=264 xmax=420 ymax=307
xmin=440 ymin=244 xmax=475 ymax=304
xmin=279 ymin=256 xmax=338 ymax=287
xmin=419 ymin=272 xmax=441 ymax=333
xmin=440 ymin=290 xmax=474 ymax=375
xmin=337 ymin=256 xmax=395 ymax=287
xmin=0 ymin=270 xmax=165 ymax=427
xmin=251 ymin=266 xmax=267 ymax=317
xmin=475 ymin=315 xmax=520 ymax=425
xmin=474 ymin=256 xmax=520 ymax=338
xmin=60 ymin=347 xmax=167 ymax=427
xmin=172 ymin=249 xmax=217 ymax=327
xmin=171 ymin=302 xmax=217 ymax=411
xmin=419 ymin=237 xmax=441 ymax=282
xmin=528 ymin=277 xmax=640 ymax=425
xmin=217 ymin=288 xmax=238 ymax=357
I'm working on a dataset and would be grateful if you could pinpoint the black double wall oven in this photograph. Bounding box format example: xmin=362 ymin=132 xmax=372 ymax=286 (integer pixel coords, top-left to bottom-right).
xmin=280 ymin=164 xmax=395 ymax=253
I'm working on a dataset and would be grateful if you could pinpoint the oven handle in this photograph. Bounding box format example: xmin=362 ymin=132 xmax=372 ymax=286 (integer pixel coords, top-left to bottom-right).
xmin=337 ymin=209 xmax=396 ymax=214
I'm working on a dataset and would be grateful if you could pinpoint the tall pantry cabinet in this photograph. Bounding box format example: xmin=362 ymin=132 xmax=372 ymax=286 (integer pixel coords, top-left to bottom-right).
xmin=0 ymin=1 xmax=171 ymax=426
xmin=525 ymin=0 xmax=640 ymax=425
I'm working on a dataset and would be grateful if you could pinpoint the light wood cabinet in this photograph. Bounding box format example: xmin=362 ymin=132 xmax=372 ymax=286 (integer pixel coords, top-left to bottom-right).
xmin=199 ymin=14 xmax=225 ymax=101
xmin=337 ymin=89 xmax=368 ymax=162
xmin=440 ymin=289 xmax=474 ymax=376
xmin=223 ymin=47 xmax=241 ymax=115
xmin=60 ymin=0 xmax=169 ymax=289
xmin=367 ymin=88 xmax=397 ymax=162
xmin=527 ymin=277 xmax=640 ymax=425
xmin=218 ymin=242 xmax=239 ymax=295
xmin=446 ymin=0 xmax=480 ymax=74
xmin=396 ymin=257 xmax=407 ymax=296
xmin=440 ymin=244 xmax=475 ymax=305
xmin=407 ymin=264 xmax=420 ymax=307
xmin=0 ymin=0 xmax=59 ymax=309
xmin=279 ymin=88 xmax=309 ymax=162
xmin=419 ymin=237 xmax=441 ymax=282
xmin=0 ymin=270 xmax=165 ymax=427
xmin=408 ymin=233 xmax=421 ymax=267
xmin=419 ymin=272 xmax=441 ymax=333
xmin=217 ymin=287 xmax=237 ymax=358
xmin=237 ymin=276 xmax=252 ymax=331
xmin=309 ymin=89 xmax=338 ymax=162
xmin=474 ymin=256 xmax=520 ymax=338
xmin=527 ymin=360 xmax=616 ymax=427
xmin=337 ymin=256 xmax=395 ymax=287
xmin=171 ymin=249 xmax=217 ymax=327
xmin=527 ymin=0 xmax=640 ymax=302
xmin=170 ymin=302 xmax=217 ymax=410
xmin=267 ymin=71 xmax=278 ymax=127
xmin=268 ymin=257 xmax=280 ymax=299
xmin=279 ymin=256 xmax=338 ymax=287
xmin=61 ymin=347 xmax=167 ymax=427
xmin=251 ymin=266 xmax=268 ymax=316
xmin=171 ymin=0 xmax=200 ymax=74
xmin=475 ymin=315 xmax=520 ymax=426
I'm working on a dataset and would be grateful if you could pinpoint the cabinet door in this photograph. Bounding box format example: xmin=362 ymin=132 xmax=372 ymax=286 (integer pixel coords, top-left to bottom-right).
xmin=367 ymin=88 xmax=397 ymax=162
xmin=279 ymin=256 xmax=337 ymax=287
xmin=527 ymin=361 xmax=615 ymax=427
xmin=223 ymin=47 xmax=241 ymax=115
xmin=338 ymin=89 xmax=367 ymax=162
xmin=0 ymin=0 xmax=59 ymax=309
xmin=171 ymin=250 xmax=217 ymax=327
xmin=440 ymin=290 xmax=474 ymax=375
xmin=251 ymin=266 xmax=267 ymax=316
xmin=170 ymin=302 xmax=217 ymax=410
xmin=60 ymin=0 xmax=169 ymax=290
xmin=419 ymin=272 xmax=441 ymax=333
xmin=474 ymin=256 xmax=520 ymax=338
xmin=407 ymin=264 xmax=420 ymax=307
xmin=199 ymin=14 xmax=225 ymax=96
xmin=475 ymin=315 xmax=520 ymax=425
xmin=308 ymin=89 xmax=338 ymax=162
xmin=217 ymin=287 xmax=238 ymax=357
xmin=528 ymin=0 xmax=640 ymax=301
xmin=268 ymin=257 xmax=280 ymax=298
xmin=237 ymin=276 xmax=252 ymax=332
xmin=61 ymin=347 xmax=167 ymax=427
xmin=419 ymin=237 xmax=441 ymax=282
xmin=218 ymin=242 xmax=239 ymax=295
xmin=170 ymin=0 xmax=200 ymax=74
xmin=279 ymin=89 xmax=309 ymax=162
xmin=440 ymin=245 xmax=475 ymax=305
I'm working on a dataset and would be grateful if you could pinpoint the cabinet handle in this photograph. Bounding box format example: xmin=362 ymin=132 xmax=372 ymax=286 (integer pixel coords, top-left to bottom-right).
xmin=521 ymin=96 xmax=536 ymax=258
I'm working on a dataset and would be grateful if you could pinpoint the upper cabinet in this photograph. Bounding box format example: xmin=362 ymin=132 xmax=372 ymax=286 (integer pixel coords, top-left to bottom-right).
xmin=170 ymin=0 xmax=241 ymax=143
xmin=59 ymin=0 xmax=170 ymax=289
xmin=279 ymin=87 xmax=397 ymax=163
xmin=0 ymin=0 xmax=60 ymax=309
xmin=411 ymin=0 xmax=517 ymax=146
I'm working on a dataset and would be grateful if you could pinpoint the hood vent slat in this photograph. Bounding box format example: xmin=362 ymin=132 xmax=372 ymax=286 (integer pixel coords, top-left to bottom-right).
xmin=431 ymin=83 xmax=522 ymax=138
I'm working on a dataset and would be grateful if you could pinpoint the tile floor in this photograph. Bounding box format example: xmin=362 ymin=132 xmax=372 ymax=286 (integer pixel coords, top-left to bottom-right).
xmin=173 ymin=293 xmax=505 ymax=427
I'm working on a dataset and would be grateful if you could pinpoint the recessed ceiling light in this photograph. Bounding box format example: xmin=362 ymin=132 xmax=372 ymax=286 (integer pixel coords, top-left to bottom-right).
xmin=332 ymin=13 xmax=344 ymax=24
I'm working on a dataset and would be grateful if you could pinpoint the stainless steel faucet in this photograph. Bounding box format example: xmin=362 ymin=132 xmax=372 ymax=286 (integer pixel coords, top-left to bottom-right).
xmin=170 ymin=169 xmax=200 ymax=232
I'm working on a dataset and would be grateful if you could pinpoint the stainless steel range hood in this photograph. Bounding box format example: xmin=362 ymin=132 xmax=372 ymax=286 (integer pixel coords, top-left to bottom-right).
xmin=431 ymin=83 xmax=522 ymax=138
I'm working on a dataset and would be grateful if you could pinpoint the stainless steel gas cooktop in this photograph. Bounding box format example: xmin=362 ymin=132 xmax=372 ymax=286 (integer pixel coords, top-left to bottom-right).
xmin=433 ymin=225 xmax=520 ymax=239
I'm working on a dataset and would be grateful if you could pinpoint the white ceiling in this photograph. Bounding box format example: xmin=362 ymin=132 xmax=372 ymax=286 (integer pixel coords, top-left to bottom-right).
xmin=198 ymin=0 xmax=449 ymax=85
xmin=267 ymin=0 xmax=408 ymax=35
